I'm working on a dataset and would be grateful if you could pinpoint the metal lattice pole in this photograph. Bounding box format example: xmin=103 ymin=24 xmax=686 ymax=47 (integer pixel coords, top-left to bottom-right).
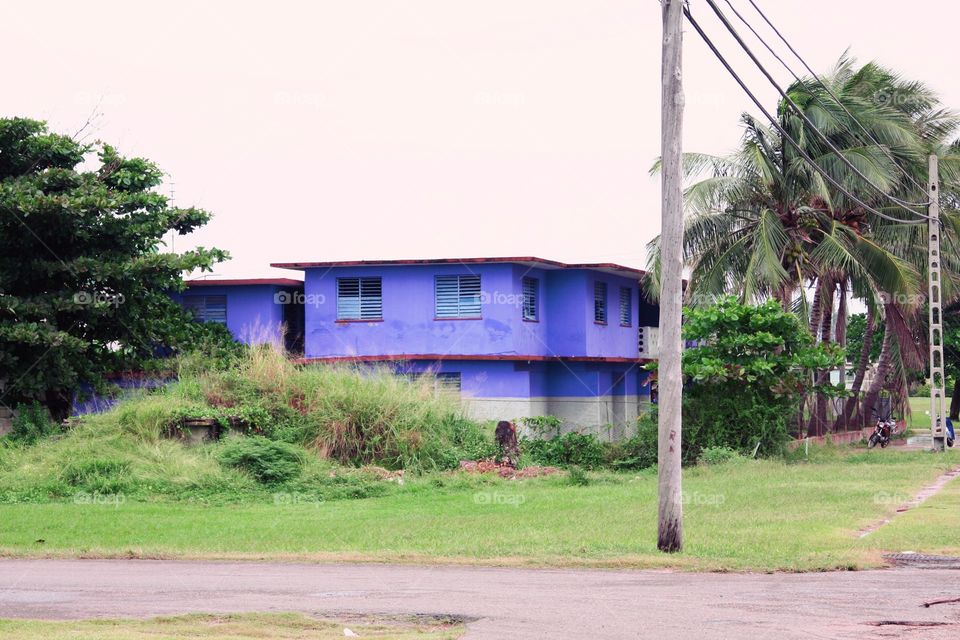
xmin=928 ymin=155 xmax=947 ymax=452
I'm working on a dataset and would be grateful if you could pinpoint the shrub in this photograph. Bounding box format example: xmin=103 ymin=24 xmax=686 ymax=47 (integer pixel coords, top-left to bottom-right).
xmin=217 ymin=436 xmax=304 ymax=484
xmin=676 ymin=298 xmax=843 ymax=460
xmin=523 ymin=432 xmax=604 ymax=469
xmin=697 ymin=445 xmax=743 ymax=465
xmin=519 ymin=415 xmax=562 ymax=438
xmin=604 ymin=411 xmax=658 ymax=470
xmin=8 ymin=402 xmax=60 ymax=443
xmin=566 ymin=465 xmax=591 ymax=486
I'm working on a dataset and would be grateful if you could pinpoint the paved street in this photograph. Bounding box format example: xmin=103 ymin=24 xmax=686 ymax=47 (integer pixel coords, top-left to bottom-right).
xmin=1 ymin=559 xmax=959 ymax=638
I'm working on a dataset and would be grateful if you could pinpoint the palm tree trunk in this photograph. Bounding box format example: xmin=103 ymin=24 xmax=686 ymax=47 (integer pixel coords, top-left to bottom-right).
xmin=838 ymin=303 xmax=875 ymax=430
xmin=812 ymin=281 xmax=834 ymax=436
xmin=863 ymin=311 xmax=893 ymax=429
xmin=833 ymin=280 xmax=848 ymax=429
xmin=809 ymin=280 xmax=823 ymax=337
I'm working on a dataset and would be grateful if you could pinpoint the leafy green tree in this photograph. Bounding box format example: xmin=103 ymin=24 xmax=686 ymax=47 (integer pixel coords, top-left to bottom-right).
xmin=680 ymin=298 xmax=843 ymax=457
xmin=0 ymin=118 xmax=227 ymax=420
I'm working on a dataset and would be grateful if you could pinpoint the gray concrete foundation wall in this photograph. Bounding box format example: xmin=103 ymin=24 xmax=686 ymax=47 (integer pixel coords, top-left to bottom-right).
xmin=461 ymin=395 xmax=652 ymax=441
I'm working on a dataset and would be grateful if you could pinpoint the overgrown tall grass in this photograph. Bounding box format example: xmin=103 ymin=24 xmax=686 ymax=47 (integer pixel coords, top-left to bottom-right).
xmin=193 ymin=345 xmax=492 ymax=470
xmin=0 ymin=344 xmax=493 ymax=503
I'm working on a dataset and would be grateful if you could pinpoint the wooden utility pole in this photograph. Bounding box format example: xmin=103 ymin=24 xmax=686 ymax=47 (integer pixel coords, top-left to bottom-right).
xmin=927 ymin=154 xmax=947 ymax=452
xmin=658 ymin=0 xmax=684 ymax=552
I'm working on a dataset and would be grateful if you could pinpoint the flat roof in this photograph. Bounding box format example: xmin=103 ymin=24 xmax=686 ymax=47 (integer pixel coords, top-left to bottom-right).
xmin=270 ymin=256 xmax=645 ymax=277
xmin=184 ymin=278 xmax=303 ymax=287
xmin=296 ymin=354 xmax=653 ymax=364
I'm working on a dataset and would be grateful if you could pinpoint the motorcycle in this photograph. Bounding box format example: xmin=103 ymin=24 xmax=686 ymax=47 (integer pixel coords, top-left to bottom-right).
xmin=867 ymin=419 xmax=895 ymax=449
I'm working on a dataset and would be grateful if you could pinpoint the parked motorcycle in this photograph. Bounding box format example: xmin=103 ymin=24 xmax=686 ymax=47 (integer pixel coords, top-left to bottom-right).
xmin=867 ymin=419 xmax=895 ymax=449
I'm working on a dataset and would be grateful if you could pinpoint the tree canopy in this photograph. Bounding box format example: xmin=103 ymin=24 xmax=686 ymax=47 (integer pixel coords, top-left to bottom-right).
xmin=0 ymin=118 xmax=228 ymax=419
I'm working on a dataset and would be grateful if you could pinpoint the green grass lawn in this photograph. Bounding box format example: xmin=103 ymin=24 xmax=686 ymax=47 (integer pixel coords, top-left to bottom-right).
xmin=0 ymin=613 xmax=462 ymax=640
xmin=907 ymin=396 xmax=933 ymax=430
xmin=2 ymin=449 xmax=957 ymax=571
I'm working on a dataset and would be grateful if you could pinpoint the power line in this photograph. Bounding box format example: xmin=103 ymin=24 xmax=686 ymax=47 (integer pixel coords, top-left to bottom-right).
xmin=735 ymin=0 xmax=931 ymax=198
xmin=704 ymin=0 xmax=933 ymax=215
xmin=681 ymin=5 xmax=927 ymax=226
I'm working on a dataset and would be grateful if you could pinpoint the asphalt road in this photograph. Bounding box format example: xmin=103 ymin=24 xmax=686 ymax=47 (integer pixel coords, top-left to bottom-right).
xmin=1 ymin=559 xmax=959 ymax=639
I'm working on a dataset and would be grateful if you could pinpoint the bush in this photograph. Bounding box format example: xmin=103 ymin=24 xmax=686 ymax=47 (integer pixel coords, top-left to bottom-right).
xmin=682 ymin=397 xmax=790 ymax=463
xmin=8 ymin=402 xmax=60 ymax=443
xmin=677 ymin=298 xmax=843 ymax=460
xmin=604 ymin=411 xmax=658 ymax=470
xmin=566 ymin=465 xmax=591 ymax=486
xmin=523 ymin=432 xmax=604 ymax=469
xmin=697 ymin=445 xmax=743 ymax=465
xmin=217 ymin=436 xmax=305 ymax=484
xmin=519 ymin=415 xmax=562 ymax=438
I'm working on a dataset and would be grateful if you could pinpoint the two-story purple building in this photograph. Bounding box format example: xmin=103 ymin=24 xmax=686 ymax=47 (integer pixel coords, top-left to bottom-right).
xmin=244 ymin=257 xmax=658 ymax=436
xmin=170 ymin=278 xmax=305 ymax=353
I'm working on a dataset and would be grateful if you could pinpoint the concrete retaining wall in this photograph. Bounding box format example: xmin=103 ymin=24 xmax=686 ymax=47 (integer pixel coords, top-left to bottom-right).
xmin=462 ymin=395 xmax=651 ymax=440
xmin=787 ymin=427 xmax=873 ymax=450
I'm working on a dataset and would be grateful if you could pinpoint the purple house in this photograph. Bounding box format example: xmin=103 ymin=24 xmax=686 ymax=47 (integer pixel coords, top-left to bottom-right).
xmin=171 ymin=278 xmax=304 ymax=352
xmin=257 ymin=257 xmax=660 ymax=435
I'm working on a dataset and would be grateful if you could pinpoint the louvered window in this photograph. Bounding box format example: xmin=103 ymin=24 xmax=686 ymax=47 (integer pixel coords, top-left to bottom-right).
xmin=182 ymin=295 xmax=227 ymax=325
xmin=435 ymin=275 xmax=481 ymax=318
xmin=436 ymin=372 xmax=462 ymax=396
xmin=337 ymin=277 xmax=382 ymax=320
xmin=594 ymin=281 xmax=607 ymax=324
xmin=522 ymin=277 xmax=538 ymax=321
xmin=619 ymin=286 xmax=632 ymax=326
xmin=400 ymin=372 xmax=461 ymax=397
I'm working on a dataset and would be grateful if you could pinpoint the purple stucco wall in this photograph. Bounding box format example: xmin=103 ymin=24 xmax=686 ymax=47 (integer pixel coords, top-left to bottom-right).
xmin=302 ymin=263 xmax=650 ymax=361
xmin=393 ymin=359 xmax=650 ymax=398
xmin=171 ymin=284 xmax=294 ymax=344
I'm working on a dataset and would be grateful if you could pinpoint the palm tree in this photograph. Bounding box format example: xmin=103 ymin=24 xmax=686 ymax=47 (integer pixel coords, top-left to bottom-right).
xmin=647 ymin=55 xmax=958 ymax=436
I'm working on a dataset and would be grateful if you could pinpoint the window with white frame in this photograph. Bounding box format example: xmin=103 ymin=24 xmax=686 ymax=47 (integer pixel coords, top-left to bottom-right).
xmin=435 ymin=274 xmax=481 ymax=318
xmin=619 ymin=286 xmax=632 ymax=326
xmin=182 ymin=295 xmax=227 ymax=325
xmin=337 ymin=277 xmax=382 ymax=320
xmin=594 ymin=281 xmax=607 ymax=324
xmin=522 ymin=276 xmax=538 ymax=321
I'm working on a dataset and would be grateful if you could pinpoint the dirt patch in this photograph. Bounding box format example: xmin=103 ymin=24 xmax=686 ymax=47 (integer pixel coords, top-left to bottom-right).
xmin=458 ymin=459 xmax=560 ymax=479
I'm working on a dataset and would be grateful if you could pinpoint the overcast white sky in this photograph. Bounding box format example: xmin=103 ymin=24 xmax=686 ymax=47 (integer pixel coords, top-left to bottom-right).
xmin=5 ymin=1 xmax=958 ymax=279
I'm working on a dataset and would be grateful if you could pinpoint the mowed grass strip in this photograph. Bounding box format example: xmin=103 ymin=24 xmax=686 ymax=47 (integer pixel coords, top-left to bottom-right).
xmin=1 ymin=451 xmax=956 ymax=571
xmin=862 ymin=462 xmax=960 ymax=556
xmin=0 ymin=613 xmax=463 ymax=640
